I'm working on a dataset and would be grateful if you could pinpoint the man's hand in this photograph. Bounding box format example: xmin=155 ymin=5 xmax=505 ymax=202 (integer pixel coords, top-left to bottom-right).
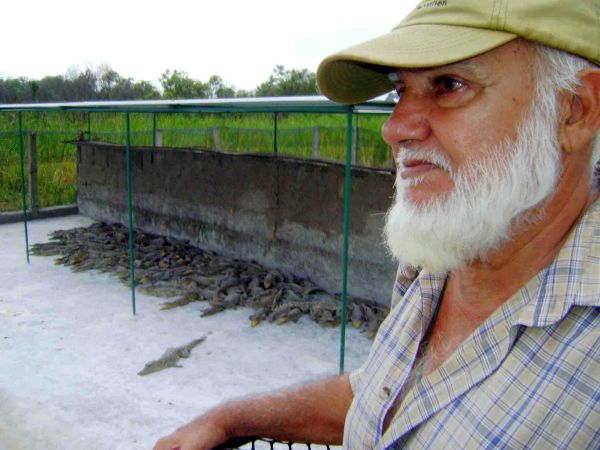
xmin=153 ymin=413 xmax=228 ymax=450
xmin=153 ymin=374 xmax=353 ymax=450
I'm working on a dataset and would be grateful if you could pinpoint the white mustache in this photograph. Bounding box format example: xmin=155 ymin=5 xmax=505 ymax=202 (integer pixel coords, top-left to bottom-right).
xmin=396 ymin=148 xmax=453 ymax=173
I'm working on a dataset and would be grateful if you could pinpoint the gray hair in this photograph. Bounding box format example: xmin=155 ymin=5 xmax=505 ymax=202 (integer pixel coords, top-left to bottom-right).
xmin=533 ymin=44 xmax=600 ymax=188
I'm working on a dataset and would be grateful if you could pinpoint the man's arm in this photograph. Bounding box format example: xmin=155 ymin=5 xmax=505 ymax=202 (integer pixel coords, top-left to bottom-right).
xmin=153 ymin=374 xmax=353 ymax=450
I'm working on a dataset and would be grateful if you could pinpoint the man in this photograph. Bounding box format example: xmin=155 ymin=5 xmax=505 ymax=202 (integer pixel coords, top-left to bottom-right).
xmin=155 ymin=1 xmax=599 ymax=448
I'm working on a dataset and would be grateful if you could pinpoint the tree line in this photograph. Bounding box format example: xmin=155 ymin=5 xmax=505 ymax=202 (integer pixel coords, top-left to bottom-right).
xmin=0 ymin=64 xmax=319 ymax=103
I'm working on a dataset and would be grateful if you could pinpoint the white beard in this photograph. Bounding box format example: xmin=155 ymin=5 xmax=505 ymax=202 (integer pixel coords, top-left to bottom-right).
xmin=383 ymin=98 xmax=563 ymax=274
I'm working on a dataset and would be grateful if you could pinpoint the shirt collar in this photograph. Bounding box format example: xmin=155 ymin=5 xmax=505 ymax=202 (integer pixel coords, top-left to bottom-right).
xmin=515 ymin=197 xmax=600 ymax=327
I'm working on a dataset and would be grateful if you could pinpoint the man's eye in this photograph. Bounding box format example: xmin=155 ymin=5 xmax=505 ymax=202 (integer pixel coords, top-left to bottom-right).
xmin=433 ymin=77 xmax=465 ymax=94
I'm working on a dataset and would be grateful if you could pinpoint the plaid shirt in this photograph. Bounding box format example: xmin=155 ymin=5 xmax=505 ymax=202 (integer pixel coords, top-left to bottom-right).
xmin=344 ymin=199 xmax=600 ymax=449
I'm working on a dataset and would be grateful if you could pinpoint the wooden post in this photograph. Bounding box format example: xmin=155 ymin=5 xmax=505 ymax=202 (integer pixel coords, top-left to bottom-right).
xmin=353 ymin=125 xmax=359 ymax=165
xmin=312 ymin=126 xmax=320 ymax=158
xmin=154 ymin=128 xmax=163 ymax=147
xmin=213 ymin=126 xmax=221 ymax=151
xmin=27 ymin=132 xmax=38 ymax=213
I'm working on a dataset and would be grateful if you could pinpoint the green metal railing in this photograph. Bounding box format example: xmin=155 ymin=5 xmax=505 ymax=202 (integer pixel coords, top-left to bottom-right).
xmin=0 ymin=96 xmax=394 ymax=373
xmin=17 ymin=112 xmax=30 ymax=263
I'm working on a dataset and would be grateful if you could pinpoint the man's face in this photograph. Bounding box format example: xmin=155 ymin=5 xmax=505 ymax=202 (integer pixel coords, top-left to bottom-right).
xmin=382 ymin=40 xmax=539 ymax=206
xmin=382 ymin=40 xmax=564 ymax=273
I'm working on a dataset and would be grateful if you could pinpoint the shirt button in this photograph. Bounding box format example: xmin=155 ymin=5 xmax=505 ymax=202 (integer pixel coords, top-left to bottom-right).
xmin=380 ymin=386 xmax=391 ymax=400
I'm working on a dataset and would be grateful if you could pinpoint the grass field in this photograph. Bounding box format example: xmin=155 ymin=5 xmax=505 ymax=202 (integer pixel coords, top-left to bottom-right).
xmin=0 ymin=110 xmax=392 ymax=212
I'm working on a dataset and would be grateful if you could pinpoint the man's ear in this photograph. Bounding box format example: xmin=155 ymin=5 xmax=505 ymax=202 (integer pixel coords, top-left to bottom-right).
xmin=558 ymin=68 xmax=600 ymax=153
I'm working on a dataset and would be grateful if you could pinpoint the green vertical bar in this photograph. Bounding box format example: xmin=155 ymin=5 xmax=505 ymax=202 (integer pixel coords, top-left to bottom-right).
xmin=18 ymin=112 xmax=30 ymax=264
xmin=273 ymin=112 xmax=278 ymax=156
xmin=355 ymin=112 xmax=360 ymax=164
xmin=339 ymin=107 xmax=353 ymax=374
xmin=87 ymin=111 xmax=92 ymax=140
xmin=152 ymin=112 xmax=157 ymax=147
xmin=125 ymin=112 xmax=136 ymax=315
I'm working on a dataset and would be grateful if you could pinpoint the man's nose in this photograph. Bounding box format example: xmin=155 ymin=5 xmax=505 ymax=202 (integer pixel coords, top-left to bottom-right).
xmin=382 ymin=93 xmax=432 ymax=158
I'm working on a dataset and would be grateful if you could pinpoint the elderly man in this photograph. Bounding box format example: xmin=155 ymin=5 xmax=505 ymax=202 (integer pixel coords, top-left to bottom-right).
xmin=155 ymin=1 xmax=599 ymax=448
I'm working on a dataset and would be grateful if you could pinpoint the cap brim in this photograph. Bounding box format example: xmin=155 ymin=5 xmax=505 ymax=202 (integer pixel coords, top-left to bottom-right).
xmin=317 ymin=24 xmax=518 ymax=104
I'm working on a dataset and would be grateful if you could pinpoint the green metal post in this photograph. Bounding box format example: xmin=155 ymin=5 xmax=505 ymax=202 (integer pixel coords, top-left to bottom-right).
xmin=354 ymin=113 xmax=360 ymax=164
xmin=273 ymin=112 xmax=278 ymax=156
xmin=18 ymin=112 xmax=30 ymax=263
xmin=152 ymin=112 xmax=157 ymax=147
xmin=87 ymin=112 xmax=91 ymax=140
xmin=125 ymin=112 xmax=136 ymax=315
xmin=339 ymin=108 xmax=353 ymax=374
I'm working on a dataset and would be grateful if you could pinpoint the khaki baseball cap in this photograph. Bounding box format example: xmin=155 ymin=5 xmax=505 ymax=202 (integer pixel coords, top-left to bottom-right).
xmin=317 ymin=0 xmax=600 ymax=104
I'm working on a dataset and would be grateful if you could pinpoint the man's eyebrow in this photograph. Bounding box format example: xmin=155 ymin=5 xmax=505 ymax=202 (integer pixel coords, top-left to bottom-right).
xmin=388 ymin=59 xmax=486 ymax=83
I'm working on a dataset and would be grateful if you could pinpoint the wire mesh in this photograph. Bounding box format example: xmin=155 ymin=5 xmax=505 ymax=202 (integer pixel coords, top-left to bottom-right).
xmin=0 ymin=131 xmax=20 ymax=210
xmin=216 ymin=437 xmax=339 ymax=450
xmin=0 ymin=109 xmax=391 ymax=213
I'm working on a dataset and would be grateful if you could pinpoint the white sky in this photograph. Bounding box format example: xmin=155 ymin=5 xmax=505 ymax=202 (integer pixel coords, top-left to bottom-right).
xmin=0 ymin=0 xmax=420 ymax=91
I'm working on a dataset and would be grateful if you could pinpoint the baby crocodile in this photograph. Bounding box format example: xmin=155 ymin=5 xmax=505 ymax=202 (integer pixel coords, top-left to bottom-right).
xmin=137 ymin=336 xmax=206 ymax=376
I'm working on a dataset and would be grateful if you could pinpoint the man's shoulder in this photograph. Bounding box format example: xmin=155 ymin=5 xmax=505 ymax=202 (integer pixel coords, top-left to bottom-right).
xmin=551 ymin=196 xmax=600 ymax=307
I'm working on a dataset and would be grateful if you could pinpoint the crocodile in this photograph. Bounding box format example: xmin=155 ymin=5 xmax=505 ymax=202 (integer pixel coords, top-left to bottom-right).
xmin=137 ymin=336 xmax=206 ymax=376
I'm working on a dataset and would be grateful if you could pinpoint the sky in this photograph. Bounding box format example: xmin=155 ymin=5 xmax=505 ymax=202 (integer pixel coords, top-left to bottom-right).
xmin=1 ymin=0 xmax=420 ymax=91
xmin=1 ymin=215 xmax=371 ymax=449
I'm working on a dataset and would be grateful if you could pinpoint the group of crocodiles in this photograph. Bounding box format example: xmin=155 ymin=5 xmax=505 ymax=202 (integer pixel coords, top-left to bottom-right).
xmin=30 ymin=222 xmax=390 ymax=374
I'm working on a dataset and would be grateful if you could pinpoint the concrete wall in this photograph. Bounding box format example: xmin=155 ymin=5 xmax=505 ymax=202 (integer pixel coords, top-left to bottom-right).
xmin=77 ymin=142 xmax=397 ymax=306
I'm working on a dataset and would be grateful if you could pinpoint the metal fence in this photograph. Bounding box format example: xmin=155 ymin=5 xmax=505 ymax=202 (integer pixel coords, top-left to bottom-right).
xmin=0 ymin=96 xmax=395 ymax=374
xmin=0 ymin=99 xmax=394 ymax=213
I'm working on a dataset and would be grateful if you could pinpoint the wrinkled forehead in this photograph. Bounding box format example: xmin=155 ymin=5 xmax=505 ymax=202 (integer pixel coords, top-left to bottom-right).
xmin=388 ymin=59 xmax=489 ymax=83
xmin=390 ymin=39 xmax=539 ymax=81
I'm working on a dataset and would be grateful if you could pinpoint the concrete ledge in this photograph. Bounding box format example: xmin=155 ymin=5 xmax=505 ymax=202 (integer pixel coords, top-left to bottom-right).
xmin=77 ymin=142 xmax=397 ymax=305
xmin=0 ymin=204 xmax=79 ymax=225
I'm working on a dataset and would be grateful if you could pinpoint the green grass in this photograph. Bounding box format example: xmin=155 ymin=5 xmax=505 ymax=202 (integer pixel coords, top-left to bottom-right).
xmin=0 ymin=111 xmax=391 ymax=212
